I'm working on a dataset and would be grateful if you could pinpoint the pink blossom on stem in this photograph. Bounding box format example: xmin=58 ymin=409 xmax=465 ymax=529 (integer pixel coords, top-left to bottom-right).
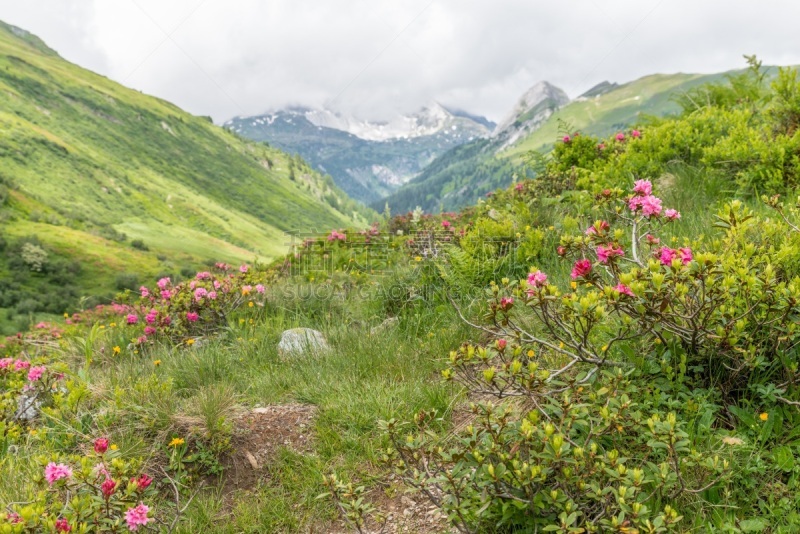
xmin=186 ymin=312 xmax=199 ymax=322
xmin=640 ymin=195 xmax=663 ymax=218
xmin=614 ymin=284 xmax=634 ymax=296
xmin=27 ymin=366 xmax=45 ymax=381
xmin=571 ymin=259 xmax=593 ymax=279
xmin=631 ymin=129 xmax=641 ymax=138
xmin=124 ymin=503 xmax=153 ymax=531
xmin=632 ymin=179 xmax=652 ymax=196
xmin=659 ymin=247 xmax=678 ymax=266
xmin=664 ymin=208 xmax=681 ymax=220
xmin=527 ymin=270 xmax=548 ymax=288
xmin=157 ymin=277 xmax=170 ymax=290
xmin=126 ymin=314 xmax=138 ymax=325
xmin=45 ymin=463 xmax=73 ymax=485
xmin=256 ymin=284 xmax=266 ymax=294
xmin=139 ymin=286 xmax=150 ymax=298
xmin=679 ymin=247 xmax=693 ymax=265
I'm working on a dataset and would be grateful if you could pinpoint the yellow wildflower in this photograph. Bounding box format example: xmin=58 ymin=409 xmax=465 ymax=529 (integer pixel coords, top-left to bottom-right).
xmin=153 ymin=360 xmax=162 ymax=366
xmin=759 ymin=412 xmax=768 ymax=421
xmin=248 ymin=301 xmax=254 ymax=307
xmin=169 ymin=437 xmax=185 ymax=447
xmin=110 ymin=322 xmax=116 ymax=327
xmin=113 ymin=346 xmax=121 ymax=355
xmin=570 ymin=281 xmax=577 ymax=290
xmin=186 ymin=339 xmax=195 ymax=346
xmin=110 ymin=444 xmax=119 ymax=451
xmin=414 ymin=256 xmax=422 ymax=262
xmin=527 ymin=350 xmax=535 ymax=357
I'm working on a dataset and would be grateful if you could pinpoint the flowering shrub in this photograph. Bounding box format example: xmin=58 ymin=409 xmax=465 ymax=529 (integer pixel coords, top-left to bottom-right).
xmin=383 ymin=180 xmax=800 ymax=531
xmin=122 ymin=264 xmax=272 ymax=345
xmin=1 ymin=438 xmax=156 ymax=532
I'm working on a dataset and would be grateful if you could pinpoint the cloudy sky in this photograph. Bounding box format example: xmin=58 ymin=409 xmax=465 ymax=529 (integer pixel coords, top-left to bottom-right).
xmin=1 ymin=1 xmax=798 ymax=123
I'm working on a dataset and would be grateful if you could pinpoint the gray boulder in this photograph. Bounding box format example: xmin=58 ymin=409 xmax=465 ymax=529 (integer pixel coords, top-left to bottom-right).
xmin=278 ymin=328 xmax=329 ymax=357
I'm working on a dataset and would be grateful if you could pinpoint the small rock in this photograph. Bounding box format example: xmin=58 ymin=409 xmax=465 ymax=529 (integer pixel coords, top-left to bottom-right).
xmin=15 ymin=391 xmax=41 ymax=421
xmin=370 ymin=317 xmax=399 ymax=335
xmin=278 ymin=328 xmax=329 ymax=357
xmin=244 ymin=451 xmax=259 ymax=470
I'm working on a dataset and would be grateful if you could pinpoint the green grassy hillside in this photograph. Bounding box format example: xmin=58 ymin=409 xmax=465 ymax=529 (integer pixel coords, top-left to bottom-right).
xmin=381 ymin=68 xmax=765 ymax=214
xmin=0 ymin=21 xmax=371 ymax=331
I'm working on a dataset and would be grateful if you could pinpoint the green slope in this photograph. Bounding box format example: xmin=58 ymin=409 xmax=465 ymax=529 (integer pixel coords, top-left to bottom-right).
xmin=0 ymin=21 xmax=370 ymax=329
xmin=381 ymin=69 xmax=756 ymax=214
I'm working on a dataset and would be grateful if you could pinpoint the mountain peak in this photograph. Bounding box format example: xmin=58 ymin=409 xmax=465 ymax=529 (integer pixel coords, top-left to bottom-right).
xmin=492 ymin=81 xmax=569 ymax=147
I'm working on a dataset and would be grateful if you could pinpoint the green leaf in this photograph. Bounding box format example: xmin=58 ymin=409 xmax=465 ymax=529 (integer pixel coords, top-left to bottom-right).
xmin=772 ymin=445 xmax=795 ymax=472
xmin=739 ymin=518 xmax=768 ymax=532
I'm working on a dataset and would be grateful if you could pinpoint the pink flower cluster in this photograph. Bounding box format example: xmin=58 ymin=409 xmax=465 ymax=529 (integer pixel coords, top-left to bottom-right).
xmin=27 ymin=365 xmax=46 ymax=381
xmin=327 ymin=230 xmax=347 ymax=242
xmin=627 ymin=180 xmax=681 ymax=220
xmin=659 ymin=247 xmax=693 ymax=266
xmin=124 ymin=503 xmax=153 ymax=531
xmin=571 ymin=259 xmax=593 ymax=279
xmin=45 ymin=462 xmax=73 ymax=485
xmin=527 ymin=270 xmax=548 ymax=288
xmin=597 ymin=244 xmax=624 ymax=264
xmin=0 ymin=358 xmax=31 ymax=372
xmin=585 ymin=220 xmax=610 ymax=236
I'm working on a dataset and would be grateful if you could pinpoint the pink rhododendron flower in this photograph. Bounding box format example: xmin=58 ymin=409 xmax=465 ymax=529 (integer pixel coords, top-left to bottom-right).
xmin=632 ymin=179 xmax=652 ymax=196
xmin=207 ymin=291 xmax=217 ymax=300
xmin=213 ymin=280 xmax=221 ymax=290
xmin=124 ymin=503 xmax=153 ymax=531
xmin=0 ymin=358 xmax=12 ymax=369
xmin=94 ymin=438 xmax=109 ymax=454
xmin=136 ymin=336 xmax=147 ymax=344
xmin=496 ymin=339 xmax=507 ymax=350
xmin=35 ymin=322 xmax=49 ymax=329
xmin=527 ymin=270 xmax=548 ymax=288
xmin=145 ymin=311 xmax=157 ymax=325
xmin=239 ymin=264 xmax=249 ymax=273
xmin=160 ymin=290 xmax=172 ymax=300
xmin=27 ymin=366 xmax=45 ymax=381
xmin=144 ymin=326 xmax=156 ymax=336
xmin=101 ymin=477 xmax=117 ymax=498
xmin=132 ymin=474 xmax=153 ymax=491
xmin=93 ymin=463 xmax=110 ymax=478
xmin=659 ymin=247 xmax=678 ymax=266
xmin=614 ymin=284 xmax=634 ymax=296
xmin=571 ymin=259 xmax=593 ymax=279
xmin=196 ymin=271 xmax=212 ymax=280
xmin=631 ymin=129 xmax=641 ymax=138
xmin=45 ymin=463 xmax=73 ymax=485
xmin=615 ymin=132 xmax=625 ymax=141
xmin=189 ymin=281 xmax=197 ymax=290
xmin=646 ymin=234 xmax=660 ymax=245
xmin=597 ymin=143 xmax=605 ymax=150
xmin=664 ymin=209 xmax=681 ymax=220
xmin=597 ymin=245 xmax=624 ymax=264
xmin=628 ymin=195 xmax=643 ymax=212
xmin=55 ymin=518 xmax=72 ymax=532
xmin=679 ymin=247 xmax=693 ymax=265
xmin=157 ymin=277 xmax=170 ymax=290
xmin=139 ymin=286 xmax=150 ymax=298
xmin=194 ymin=288 xmax=208 ymax=302
xmin=126 ymin=314 xmax=138 ymax=325
xmin=640 ymin=195 xmax=663 ymax=218
xmin=499 ymin=297 xmax=514 ymax=311
xmin=515 ymin=183 xmax=524 ymax=191
xmin=441 ymin=220 xmax=451 ymax=229
xmin=14 ymin=360 xmax=30 ymax=371
xmin=256 ymin=284 xmax=266 ymax=294
xmin=562 ymin=135 xmax=571 ymax=143
xmin=186 ymin=312 xmax=199 ymax=322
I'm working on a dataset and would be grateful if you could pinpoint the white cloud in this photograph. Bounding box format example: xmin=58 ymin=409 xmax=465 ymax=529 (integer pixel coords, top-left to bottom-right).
xmin=1 ymin=0 xmax=799 ymax=122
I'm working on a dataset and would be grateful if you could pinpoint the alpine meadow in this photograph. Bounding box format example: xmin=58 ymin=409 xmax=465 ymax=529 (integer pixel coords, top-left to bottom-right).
xmin=3 ymin=9 xmax=800 ymax=534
